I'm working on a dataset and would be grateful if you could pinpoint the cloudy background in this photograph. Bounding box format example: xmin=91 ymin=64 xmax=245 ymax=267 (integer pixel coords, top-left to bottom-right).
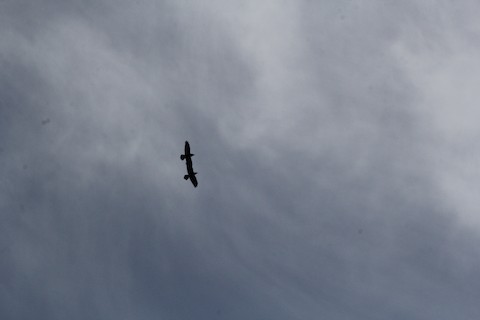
xmin=2 ymin=0 xmax=480 ymax=319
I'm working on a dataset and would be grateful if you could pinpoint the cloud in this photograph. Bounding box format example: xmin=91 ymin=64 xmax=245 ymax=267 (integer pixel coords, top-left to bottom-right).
xmin=1 ymin=1 xmax=480 ymax=319
xmin=391 ymin=2 xmax=480 ymax=227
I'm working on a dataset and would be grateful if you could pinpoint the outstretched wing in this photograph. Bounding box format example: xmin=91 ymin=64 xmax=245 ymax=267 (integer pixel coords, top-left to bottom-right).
xmin=190 ymin=174 xmax=198 ymax=187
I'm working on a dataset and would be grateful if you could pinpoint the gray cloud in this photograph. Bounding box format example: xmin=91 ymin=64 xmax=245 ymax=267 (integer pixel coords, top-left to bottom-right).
xmin=1 ymin=1 xmax=480 ymax=319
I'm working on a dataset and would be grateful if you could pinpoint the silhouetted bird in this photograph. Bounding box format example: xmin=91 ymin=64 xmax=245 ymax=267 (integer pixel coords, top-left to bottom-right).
xmin=180 ymin=141 xmax=198 ymax=187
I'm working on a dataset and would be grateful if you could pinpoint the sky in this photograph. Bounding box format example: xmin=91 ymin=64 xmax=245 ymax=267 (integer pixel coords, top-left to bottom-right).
xmin=1 ymin=1 xmax=480 ymax=319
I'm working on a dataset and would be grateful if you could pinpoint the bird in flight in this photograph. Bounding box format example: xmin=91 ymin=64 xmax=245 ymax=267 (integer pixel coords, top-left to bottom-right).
xmin=180 ymin=141 xmax=198 ymax=187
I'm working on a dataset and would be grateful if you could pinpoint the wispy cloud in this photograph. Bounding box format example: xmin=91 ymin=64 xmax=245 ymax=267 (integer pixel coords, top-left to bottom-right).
xmin=1 ymin=1 xmax=480 ymax=319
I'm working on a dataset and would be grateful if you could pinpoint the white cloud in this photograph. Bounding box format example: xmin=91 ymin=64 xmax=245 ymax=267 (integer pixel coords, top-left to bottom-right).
xmin=392 ymin=3 xmax=480 ymax=227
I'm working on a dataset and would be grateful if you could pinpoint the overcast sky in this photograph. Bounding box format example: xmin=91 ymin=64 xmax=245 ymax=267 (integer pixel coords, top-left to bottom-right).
xmin=2 ymin=1 xmax=480 ymax=319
